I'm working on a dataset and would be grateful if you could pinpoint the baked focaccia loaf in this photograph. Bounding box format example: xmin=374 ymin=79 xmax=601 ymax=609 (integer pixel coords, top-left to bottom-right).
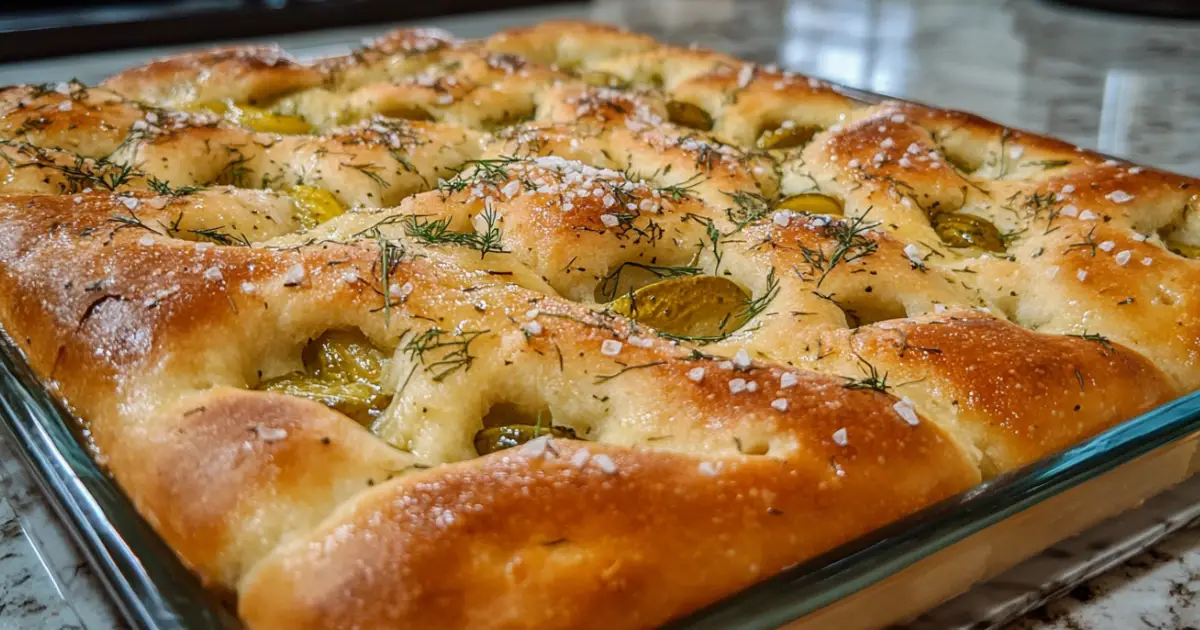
xmin=0 ymin=20 xmax=1193 ymax=629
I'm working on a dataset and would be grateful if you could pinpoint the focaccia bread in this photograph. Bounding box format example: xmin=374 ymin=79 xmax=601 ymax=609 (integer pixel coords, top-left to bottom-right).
xmin=0 ymin=20 xmax=1194 ymax=629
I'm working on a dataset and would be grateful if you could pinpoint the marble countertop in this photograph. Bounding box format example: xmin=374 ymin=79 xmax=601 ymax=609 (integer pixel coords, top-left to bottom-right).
xmin=1 ymin=0 xmax=1200 ymax=628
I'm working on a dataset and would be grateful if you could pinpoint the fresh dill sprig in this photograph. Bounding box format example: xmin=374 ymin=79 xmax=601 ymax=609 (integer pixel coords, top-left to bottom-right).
xmin=842 ymin=354 xmax=891 ymax=393
xmin=374 ymin=236 xmax=405 ymax=326
xmin=597 ymin=261 xmax=702 ymax=302
xmin=797 ymin=211 xmax=880 ymax=287
xmin=1066 ymin=225 xmax=1099 ymax=257
xmin=1024 ymin=160 xmax=1071 ymax=170
xmin=654 ymin=173 xmax=706 ymax=201
xmin=402 ymin=209 xmax=507 ymax=258
xmin=594 ymin=360 xmax=667 ymax=384
xmin=733 ymin=266 xmax=779 ymax=323
xmin=402 ymin=327 xmax=489 ymax=382
xmin=437 ymin=156 xmax=523 ymax=194
xmin=188 ymin=226 xmax=250 ymax=246
xmin=722 ymin=190 xmax=772 ymax=233
xmin=15 ymin=153 xmax=139 ymax=193
xmin=1070 ymin=330 xmax=1113 ymax=351
xmin=107 ymin=209 xmax=160 ymax=234
xmin=215 ymin=153 xmax=252 ymax=187
xmin=147 ymin=177 xmax=205 ymax=198
xmin=345 ymin=162 xmax=390 ymax=189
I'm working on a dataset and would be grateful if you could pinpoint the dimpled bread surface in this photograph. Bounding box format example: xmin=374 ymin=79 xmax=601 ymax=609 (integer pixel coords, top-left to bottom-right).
xmin=0 ymin=19 xmax=1192 ymax=630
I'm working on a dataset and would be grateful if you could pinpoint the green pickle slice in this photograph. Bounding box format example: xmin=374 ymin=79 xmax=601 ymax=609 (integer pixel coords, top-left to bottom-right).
xmin=609 ymin=275 xmax=751 ymax=338
xmin=776 ymin=193 xmax=843 ymax=215
xmin=474 ymin=424 xmax=577 ymax=456
xmin=931 ymin=212 xmax=1006 ymax=252
xmin=185 ymin=99 xmax=312 ymax=134
xmin=666 ymin=100 xmax=713 ymax=131
xmin=1166 ymin=239 xmax=1200 ymax=259
xmin=756 ymin=123 xmax=819 ymax=150
xmin=259 ymin=330 xmax=392 ymax=424
xmin=287 ymin=185 xmax=346 ymax=230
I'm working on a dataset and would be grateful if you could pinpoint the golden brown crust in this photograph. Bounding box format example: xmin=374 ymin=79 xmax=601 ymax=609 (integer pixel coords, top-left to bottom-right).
xmin=0 ymin=18 xmax=1195 ymax=630
xmin=239 ymin=432 xmax=974 ymax=630
xmin=101 ymin=45 xmax=323 ymax=106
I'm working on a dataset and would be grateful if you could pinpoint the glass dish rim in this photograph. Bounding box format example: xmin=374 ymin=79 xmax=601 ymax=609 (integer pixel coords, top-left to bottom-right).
xmin=0 ymin=64 xmax=1196 ymax=630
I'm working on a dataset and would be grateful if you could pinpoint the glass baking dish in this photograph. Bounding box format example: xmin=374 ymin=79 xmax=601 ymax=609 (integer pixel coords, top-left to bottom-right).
xmin=1 ymin=39 xmax=1199 ymax=630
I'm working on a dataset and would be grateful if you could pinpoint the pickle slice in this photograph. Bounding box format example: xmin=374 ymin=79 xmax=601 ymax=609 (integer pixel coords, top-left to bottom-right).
xmin=666 ymin=100 xmax=713 ymax=131
xmin=259 ymin=330 xmax=392 ymax=424
xmin=287 ymin=185 xmax=345 ymax=229
xmin=579 ymin=70 xmax=630 ymax=89
xmin=931 ymin=212 xmax=1005 ymax=252
xmin=776 ymin=193 xmax=843 ymax=215
xmin=756 ymin=123 xmax=819 ymax=150
xmin=1166 ymin=239 xmax=1200 ymax=259
xmin=379 ymin=104 xmax=435 ymax=121
xmin=185 ymin=99 xmax=312 ymax=134
xmin=474 ymin=424 xmax=577 ymax=456
xmin=609 ymin=275 xmax=750 ymax=338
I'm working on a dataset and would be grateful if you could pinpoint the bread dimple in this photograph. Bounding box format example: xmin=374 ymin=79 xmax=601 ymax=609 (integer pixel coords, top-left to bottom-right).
xmin=0 ymin=18 xmax=1195 ymax=630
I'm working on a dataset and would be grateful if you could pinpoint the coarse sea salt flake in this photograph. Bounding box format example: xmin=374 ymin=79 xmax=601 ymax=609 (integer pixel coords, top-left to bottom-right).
xmin=571 ymin=447 xmax=590 ymax=468
xmin=1076 ymin=269 xmax=1088 ymax=282
xmin=202 ymin=267 xmax=223 ymax=281
xmin=733 ymin=348 xmax=751 ymax=369
xmin=282 ymin=264 xmax=306 ymax=286
xmin=138 ymin=234 xmax=155 ymax=247
xmin=1098 ymin=240 xmax=1115 ymax=252
xmin=593 ymin=453 xmax=617 ymax=474
xmin=729 ymin=378 xmax=747 ymax=394
xmin=390 ymin=281 xmax=414 ymax=300
xmin=780 ymin=372 xmax=798 ymax=388
xmin=832 ymin=428 xmax=848 ymax=446
xmin=771 ymin=398 xmax=789 ymax=412
xmin=254 ymin=424 xmax=288 ymax=442
xmin=1079 ymin=210 xmax=1097 ymax=221
xmin=1115 ymin=250 xmax=1132 ymax=266
xmin=1106 ymin=190 xmax=1134 ymax=204
xmin=521 ymin=435 xmax=551 ymax=458
xmin=893 ymin=398 xmax=920 ymax=426
xmin=698 ymin=461 xmax=721 ymax=476
xmin=687 ymin=367 xmax=706 ymax=382
xmin=599 ymin=213 xmax=620 ymax=228
xmin=600 ymin=339 xmax=623 ymax=356
xmin=521 ymin=321 xmax=543 ymax=336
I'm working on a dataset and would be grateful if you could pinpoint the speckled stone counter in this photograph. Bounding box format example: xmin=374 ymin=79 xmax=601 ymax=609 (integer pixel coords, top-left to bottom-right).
xmin=1 ymin=1 xmax=1199 ymax=628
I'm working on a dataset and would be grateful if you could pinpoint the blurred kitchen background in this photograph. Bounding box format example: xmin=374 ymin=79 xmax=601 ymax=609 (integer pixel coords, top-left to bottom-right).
xmin=2 ymin=0 xmax=1200 ymax=175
